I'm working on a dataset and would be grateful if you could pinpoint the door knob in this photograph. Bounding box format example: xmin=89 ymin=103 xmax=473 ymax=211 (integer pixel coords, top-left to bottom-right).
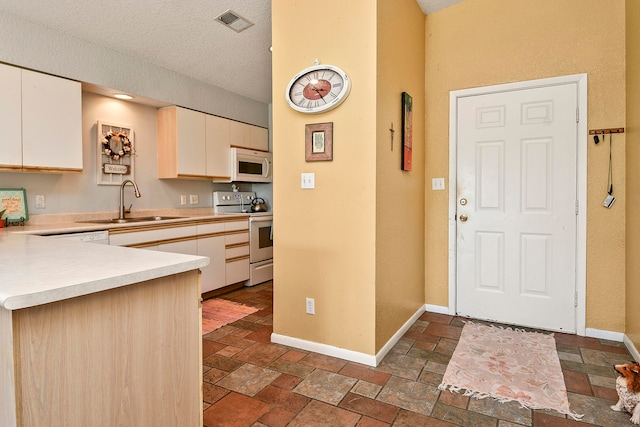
xmin=459 ymin=214 xmax=468 ymax=222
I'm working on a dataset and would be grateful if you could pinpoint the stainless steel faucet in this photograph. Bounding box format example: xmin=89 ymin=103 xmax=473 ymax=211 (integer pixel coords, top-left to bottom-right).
xmin=119 ymin=179 xmax=141 ymax=219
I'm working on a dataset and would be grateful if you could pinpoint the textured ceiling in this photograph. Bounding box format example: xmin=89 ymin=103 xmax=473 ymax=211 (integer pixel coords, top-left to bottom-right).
xmin=0 ymin=0 xmax=462 ymax=105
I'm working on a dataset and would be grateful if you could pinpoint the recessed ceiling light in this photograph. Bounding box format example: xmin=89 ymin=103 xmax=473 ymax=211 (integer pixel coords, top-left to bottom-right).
xmin=113 ymin=93 xmax=133 ymax=100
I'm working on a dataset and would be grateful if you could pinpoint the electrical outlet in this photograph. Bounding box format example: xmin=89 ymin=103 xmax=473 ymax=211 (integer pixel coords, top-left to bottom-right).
xmin=305 ymin=297 xmax=315 ymax=315
xmin=35 ymin=194 xmax=46 ymax=209
xmin=180 ymin=195 xmax=187 ymax=205
xmin=301 ymin=173 xmax=315 ymax=189
xmin=189 ymin=194 xmax=199 ymax=205
xmin=432 ymin=178 xmax=445 ymax=191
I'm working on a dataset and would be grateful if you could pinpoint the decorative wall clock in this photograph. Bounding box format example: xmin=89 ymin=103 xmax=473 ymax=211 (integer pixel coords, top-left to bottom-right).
xmin=286 ymin=61 xmax=351 ymax=114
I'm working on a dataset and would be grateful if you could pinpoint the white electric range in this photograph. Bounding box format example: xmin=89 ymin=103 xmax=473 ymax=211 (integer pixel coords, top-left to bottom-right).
xmin=213 ymin=191 xmax=273 ymax=286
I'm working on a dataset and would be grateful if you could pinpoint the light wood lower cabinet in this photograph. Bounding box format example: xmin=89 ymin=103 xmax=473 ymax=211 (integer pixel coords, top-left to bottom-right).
xmin=196 ymin=222 xmax=226 ymax=293
xmin=1 ymin=270 xmax=202 ymax=426
xmin=224 ymin=221 xmax=250 ymax=286
xmin=109 ymin=219 xmax=249 ymax=292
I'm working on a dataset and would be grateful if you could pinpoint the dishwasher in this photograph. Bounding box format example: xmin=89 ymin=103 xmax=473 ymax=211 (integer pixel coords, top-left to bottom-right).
xmin=48 ymin=230 xmax=109 ymax=244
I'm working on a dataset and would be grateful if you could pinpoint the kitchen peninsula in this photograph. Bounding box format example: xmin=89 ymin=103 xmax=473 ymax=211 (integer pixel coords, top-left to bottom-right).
xmin=0 ymin=230 xmax=208 ymax=426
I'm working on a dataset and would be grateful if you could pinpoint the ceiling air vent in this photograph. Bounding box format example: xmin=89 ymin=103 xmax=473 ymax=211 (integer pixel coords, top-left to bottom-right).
xmin=214 ymin=9 xmax=254 ymax=33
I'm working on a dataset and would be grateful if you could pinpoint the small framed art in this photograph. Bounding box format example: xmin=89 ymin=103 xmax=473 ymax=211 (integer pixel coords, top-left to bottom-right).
xmin=0 ymin=188 xmax=29 ymax=224
xmin=305 ymin=122 xmax=333 ymax=162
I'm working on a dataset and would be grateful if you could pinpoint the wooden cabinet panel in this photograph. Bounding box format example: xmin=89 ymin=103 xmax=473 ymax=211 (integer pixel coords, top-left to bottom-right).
xmin=158 ymin=239 xmax=198 ymax=256
xmin=226 ymin=258 xmax=250 ymax=286
xmin=228 ymin=120 xmax=269 ymax=151
xmin=109 ymin=219 xmax=250 ymax=290
xmin=197 ymin=235 xmax=225 ymax=293
xmin=205 ymin=115 xmax=231 ymax=180
xmin=176 ymin=107 xmax=206 ymax=176
xmin=21 ymin=69 xmax=82 ymax=171
xmin=0 ymin=64 xmax=22 ymax=169
xmin=249 ymin=125 xmax=269 ymax=151
xmin=224 ymin=219 xmax=250 ymax=285
xmin=3 ymin=271 xmax=202 ymax=426
xmin=226 ymin=244 xmax=249 ymax=259
xmin=109 ymin=224 xmax=198 ymax=246
xmin=158 ymin=106 xmax=206 ymax=178
xmin=197 ymin=222 xmax=226 ymax=293
xmin=0 ymin=64 xmax=82 ymax=172
xmin=158 ymin=105 xmax=268 ymax=180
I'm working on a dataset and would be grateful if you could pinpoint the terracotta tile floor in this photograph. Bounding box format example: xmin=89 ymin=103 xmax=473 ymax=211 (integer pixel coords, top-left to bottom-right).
xmin=202 ymin=282 xmax=634 ymax=426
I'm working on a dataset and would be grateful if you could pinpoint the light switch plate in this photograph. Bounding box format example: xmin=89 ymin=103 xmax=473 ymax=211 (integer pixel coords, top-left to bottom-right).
xmin=180 ymin=195 xmax=187 ymax=205
xmin=432 ymin=178 xmax=445 ymax=191
xmin=301 ymin=173 xmax=315 ymax=189
xmin=189 ymin=194 xmax=199 ymax=204
xmin=35 ymin=194 xmax=46 ymax=209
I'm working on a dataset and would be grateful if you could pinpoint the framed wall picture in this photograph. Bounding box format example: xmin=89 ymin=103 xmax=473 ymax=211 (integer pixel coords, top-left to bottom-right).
xmin=305 ymin=122 xmax=333 ymax=161
xmin=402 ymin=92 xmax=413 ymax=171
xmin=97 ymin=120 xmax=135 ymax=185
xmin=0 ymin=188 xmax=29 ymax=224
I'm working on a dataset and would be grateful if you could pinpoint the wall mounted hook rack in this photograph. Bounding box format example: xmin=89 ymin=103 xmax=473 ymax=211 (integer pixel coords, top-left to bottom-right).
xmin=588 ymin=128 xmax=625 ymax=135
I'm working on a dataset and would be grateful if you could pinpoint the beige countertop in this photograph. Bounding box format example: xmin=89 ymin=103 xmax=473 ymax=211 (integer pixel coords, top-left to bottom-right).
xmin=10 ymin=209 xmax=249 ymax=235
xmin=0 ymin=210 xmax=252 ymax=310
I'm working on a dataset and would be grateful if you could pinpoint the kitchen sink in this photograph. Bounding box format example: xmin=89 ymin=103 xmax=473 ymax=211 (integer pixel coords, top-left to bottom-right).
xmin=78 ymin=216 xmax=187 ymax=224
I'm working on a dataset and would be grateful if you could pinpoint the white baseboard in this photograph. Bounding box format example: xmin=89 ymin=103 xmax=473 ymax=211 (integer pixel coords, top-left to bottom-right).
xmin=424 ymin=304 xmax=450 ymax=315
xmin=271 ymin=305 xmax=427 ymax=368
xmin=374 ymin=305 xmax=426 ymax=366
xmin=585 ymin=328 xmax=624 ymax=342
xmin=585 ymin=328 xmax=640 ymax=361
xmin=624 ymin=334 xmax=640 ymax=362
xmin=271 ymin=333 xmax=378 ymax=367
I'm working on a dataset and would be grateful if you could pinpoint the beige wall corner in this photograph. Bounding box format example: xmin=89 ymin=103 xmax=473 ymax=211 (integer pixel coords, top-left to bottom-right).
xmin=375 ymin=0 xmax=426 ymax=351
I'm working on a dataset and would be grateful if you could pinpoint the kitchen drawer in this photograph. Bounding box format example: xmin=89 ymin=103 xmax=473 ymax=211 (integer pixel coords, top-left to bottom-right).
xmin=109 ymin=225 xmax=197 ymax=246
xmin=225 ymin=231 xmax=249 ymax=245
xmin=226 ymin=257 xmax=250 ymax=285
xmin=225 ymin=220 xmax=248 ymax=232
xmin=226 ymin=243 xmax=249 ymax=259
xmin=196 ymin=222 xmax=225 ymax=235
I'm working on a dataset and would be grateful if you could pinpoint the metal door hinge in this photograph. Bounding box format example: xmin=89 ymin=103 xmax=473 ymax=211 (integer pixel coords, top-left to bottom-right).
xmin=574 ymin=292 xmax=578 ymax=307
xmin=575 ymin=200 xmax=579 ymax=215
xmin=576 ymin=107 xmax=580 ymax=123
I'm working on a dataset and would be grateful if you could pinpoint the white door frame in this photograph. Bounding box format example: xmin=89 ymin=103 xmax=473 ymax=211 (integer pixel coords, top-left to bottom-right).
xmin=447 ymin=74 xmax=587 ymax=336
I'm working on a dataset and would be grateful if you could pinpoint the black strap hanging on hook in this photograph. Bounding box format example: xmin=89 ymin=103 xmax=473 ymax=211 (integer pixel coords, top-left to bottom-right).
xmin=607 ymin=133 xmax=613 ymax=195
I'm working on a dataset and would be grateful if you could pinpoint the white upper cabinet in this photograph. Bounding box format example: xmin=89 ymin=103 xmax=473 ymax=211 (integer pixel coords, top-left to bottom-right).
xmin=158 ymin=106 xmax=206 ymax=179
xmin=205 ymin=115 xmax=231 ymax=180
xmin=229 ymin=119 xmax=269 ymax=152
xmin=175 ymin=107 xmax=207 ymax=177
xmin=0 ymin=64 xmax=82 ymax=172
xmin=0 ymin=64 xmax=22 ymax=169
xmin=158 ymin=105 xmax=269 ymax=180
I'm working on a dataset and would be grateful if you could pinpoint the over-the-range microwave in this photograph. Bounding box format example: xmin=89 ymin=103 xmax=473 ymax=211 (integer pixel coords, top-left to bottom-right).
xmin=230 ymin=147 xmax=272 ymax=183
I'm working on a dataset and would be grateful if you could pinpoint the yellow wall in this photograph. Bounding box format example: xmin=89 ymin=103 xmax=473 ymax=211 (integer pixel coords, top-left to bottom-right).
xmin=271 ymin=0 xmax=426 ymax=356
xmin=272 ymin=0 xmax=378 ymax=354
xmin=375 ymin=1 xmax=426 ymax=350
xmin=626 ymin=0 xmax=640 ymax=349
xmin=425 ymin=0 xmax=627 ymax=332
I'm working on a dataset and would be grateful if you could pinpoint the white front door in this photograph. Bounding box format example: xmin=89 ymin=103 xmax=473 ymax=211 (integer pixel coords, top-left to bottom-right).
xmin=455 ymin=82 xmax=579 ymax=332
